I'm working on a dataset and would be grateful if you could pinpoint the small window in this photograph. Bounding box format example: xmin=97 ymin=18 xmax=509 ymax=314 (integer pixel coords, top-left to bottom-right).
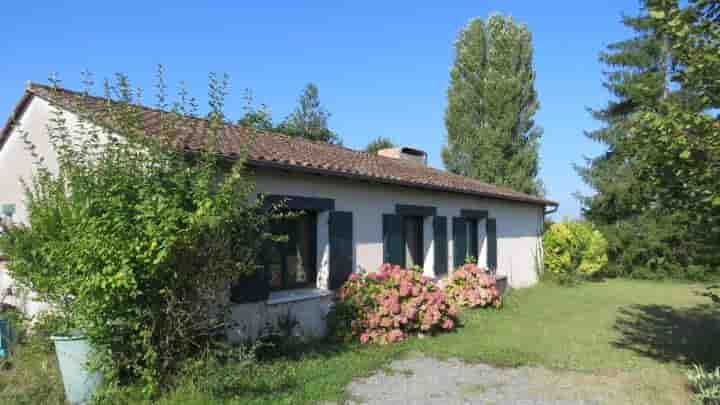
xmin=265 ymin=212 xmax=317 ymax=290
xmin=403 ymin=216 xmax=424 ymax=268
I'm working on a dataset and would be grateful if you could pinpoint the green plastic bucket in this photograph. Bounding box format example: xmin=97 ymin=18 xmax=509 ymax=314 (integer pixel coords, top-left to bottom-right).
xmin=51 ymin=336 xmax=102 ymax=405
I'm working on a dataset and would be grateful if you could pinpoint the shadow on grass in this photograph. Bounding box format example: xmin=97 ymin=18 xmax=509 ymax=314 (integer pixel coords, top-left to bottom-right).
xmin=613 ymin=303 xmax=720 ymax=368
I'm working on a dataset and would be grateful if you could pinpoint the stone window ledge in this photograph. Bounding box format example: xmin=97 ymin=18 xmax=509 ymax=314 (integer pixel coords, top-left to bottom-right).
xmin=267 ymin=288 xmax=333 ymax=306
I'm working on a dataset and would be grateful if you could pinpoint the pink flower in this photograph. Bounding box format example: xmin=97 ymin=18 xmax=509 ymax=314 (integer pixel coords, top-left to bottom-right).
xmin=388 ymin=329 xmax=405 ymax=342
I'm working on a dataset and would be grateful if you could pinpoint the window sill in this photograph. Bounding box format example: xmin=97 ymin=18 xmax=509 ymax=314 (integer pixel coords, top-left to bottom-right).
xmin=267 ymin=288 xmax=333 ymax=305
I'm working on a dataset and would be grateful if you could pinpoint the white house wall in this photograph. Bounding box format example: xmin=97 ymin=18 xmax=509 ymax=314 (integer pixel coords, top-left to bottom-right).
xmin=253 ymin=168 xmax=544 ymax=287
xmin=0 ymin=97 xmax=60 ymax=315
xmin=0 ymin=97 xmax=59 ymax=225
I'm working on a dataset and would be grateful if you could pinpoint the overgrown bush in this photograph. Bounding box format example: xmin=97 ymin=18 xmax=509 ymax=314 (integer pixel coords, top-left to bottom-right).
xmin=25 ymin=310 xmax=74 ymax=354
xmin=0 ymin=72 xmax=275 ymax=393
xmin=597 ymin=212 xmax=712 ymax=280
xmin=445 ymin=263 xmax=502 ymax=308
xmin=688 ymin=365 xmax=720 ymax=404
xmin=331 ymin=264 xmax=458 ymax=344
xmin=543 ymin=220 xmax=608 ymax=283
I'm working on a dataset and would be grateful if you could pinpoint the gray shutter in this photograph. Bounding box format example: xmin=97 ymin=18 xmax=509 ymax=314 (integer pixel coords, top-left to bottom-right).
xmin=469 ymin=219 xmax=479 ymax=260
xmin=487 ymin=218 xmax=498 ymax=270
xmin=383 ymin=214 xmax=404 ymax=266
xmin=453 ymin=217 xmax=467 ymax=269
xmin=329 ymin=211 xmax=354 ymax=289
xmin=433 ymin=216 xmax=448 ymax=276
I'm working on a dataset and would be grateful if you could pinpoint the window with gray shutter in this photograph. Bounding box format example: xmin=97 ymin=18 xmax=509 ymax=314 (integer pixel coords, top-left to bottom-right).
xmin=453 ymin=217 xmax=467 ymax=269
xmin=487 ymin=218 xmax=497 ymax=270
xmin=383 ymin=214 xmax=404 ymax=266
xmin=433 ymin=216 xmax=448 ymax=276
xmin=328 ymin=211 xmax=354 ymax=289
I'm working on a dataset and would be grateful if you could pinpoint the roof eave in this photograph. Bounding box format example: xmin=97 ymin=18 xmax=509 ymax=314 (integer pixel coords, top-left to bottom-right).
xmin=0 ymin=90 xmax=34 ymax=153
xmin=246 ymin=159 xmax=559 ymax=207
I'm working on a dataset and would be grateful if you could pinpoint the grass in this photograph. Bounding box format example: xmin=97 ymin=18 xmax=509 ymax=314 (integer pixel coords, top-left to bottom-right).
xmin=2 ymin=279 xmax=718 ymax=404
xmin=0 ymin=345 xmax=65 ymax=405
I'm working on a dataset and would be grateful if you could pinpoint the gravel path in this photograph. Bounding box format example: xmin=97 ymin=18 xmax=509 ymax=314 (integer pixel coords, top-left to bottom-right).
xmin=339 ymin=354 xmax=647 ymax=405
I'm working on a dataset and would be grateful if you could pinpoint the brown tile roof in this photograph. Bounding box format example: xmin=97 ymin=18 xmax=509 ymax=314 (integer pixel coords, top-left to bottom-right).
xmin=1 ymin=83 xmax=557 ymax=207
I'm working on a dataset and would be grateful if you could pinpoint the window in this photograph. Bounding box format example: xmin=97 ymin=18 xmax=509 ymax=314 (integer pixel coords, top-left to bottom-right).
xmin=403 ymin=216 xmax=424 ymax=268
xmin=265 ymin=212 xmax=317 ymax=290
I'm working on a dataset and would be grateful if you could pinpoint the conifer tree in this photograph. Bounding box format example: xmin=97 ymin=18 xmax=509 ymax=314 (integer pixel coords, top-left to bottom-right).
xmin=576 ymin=6 xmax=672 ymax=224
xmin=577 ymin=0 xmax=712 ymax=278
xmin=277 ymin=83 xmax=340 ymax=144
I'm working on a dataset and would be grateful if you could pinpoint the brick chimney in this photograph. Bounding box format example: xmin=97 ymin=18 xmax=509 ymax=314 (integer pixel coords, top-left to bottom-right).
xmin=377 ymin=147 xmax=428 ymax=166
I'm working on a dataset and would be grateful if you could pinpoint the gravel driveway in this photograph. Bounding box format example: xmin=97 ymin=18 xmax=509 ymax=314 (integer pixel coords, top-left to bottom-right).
xmin=337 ymin=354 xmax=648 ymax=404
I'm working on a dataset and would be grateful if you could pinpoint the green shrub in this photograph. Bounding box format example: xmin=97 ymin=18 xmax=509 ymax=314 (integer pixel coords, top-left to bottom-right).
xmin=25 ymin=310 xmax=73 ymax=354
xmin=598 ymin=212 xmax=713 ymax=280
xmin=0 ymin=73 xmax=275 ymax=393
xmin=688 ymin=365 xmax=720 ymax=404
xmin=543 ymin=220 xmax=608 ymax=283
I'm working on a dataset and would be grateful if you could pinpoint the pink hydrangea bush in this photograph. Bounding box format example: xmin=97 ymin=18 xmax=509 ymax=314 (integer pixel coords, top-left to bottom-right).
xmin=444 ymin=263 xmax=502 ymax=308
xmin=333 ymin=264 xmax=458 ymax=344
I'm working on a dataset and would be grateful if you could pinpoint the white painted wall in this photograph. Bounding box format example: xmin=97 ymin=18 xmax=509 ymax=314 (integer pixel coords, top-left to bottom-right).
xmin=0 ymin=97 xmax=59 ymax=315
xmin=0 ymin=97 xmax=59 ymax=225
xmin=227 ymin=292 xmax=334 ymax=342
xmin=253 ymin=168 xmax=544 ymax=288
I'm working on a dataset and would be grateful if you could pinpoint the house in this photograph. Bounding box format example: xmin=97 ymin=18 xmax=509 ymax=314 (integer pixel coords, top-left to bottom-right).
xmin=0 ymin=83 xmax=558 ymax=339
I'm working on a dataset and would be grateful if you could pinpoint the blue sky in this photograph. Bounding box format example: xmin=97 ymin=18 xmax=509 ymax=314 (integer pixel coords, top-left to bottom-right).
xmin=0 ymin=1 xmax=642 ymax=218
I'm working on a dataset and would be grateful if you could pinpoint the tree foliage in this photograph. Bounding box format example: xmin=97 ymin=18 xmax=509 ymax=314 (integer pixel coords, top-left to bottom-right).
xmin=237 ymin=89 xmax=273 ymax=130
xmin=576 ymin=6 xmax=672 ymax=226
xmin=365 ymin=136 xmax=395 ymax=155
xmin=276 ymin=83 xmax=340 ymax=144
xmin=625 ymin=0 xmax=720 ymax=270
xmin=580 ymin=0 xmax=720 ymax=278
xmin=0 ymin=71 xmax=276 ymax=393
xmin=238 ymin=83 xmax=341 ymax=144
xmin=443 ymin=14 xmax=543 ymax=195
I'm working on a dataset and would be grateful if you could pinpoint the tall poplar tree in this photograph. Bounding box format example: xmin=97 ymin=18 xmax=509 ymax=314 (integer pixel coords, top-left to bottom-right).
xmin=443 ymin=14 xmax=543 ymax=195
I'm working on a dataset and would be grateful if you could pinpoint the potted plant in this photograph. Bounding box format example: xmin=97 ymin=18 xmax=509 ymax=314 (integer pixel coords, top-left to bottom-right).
xmin=44 ymin=312 xmax=102 ymax=405
xmin=51 ymin=334 xmax=102 ymax=405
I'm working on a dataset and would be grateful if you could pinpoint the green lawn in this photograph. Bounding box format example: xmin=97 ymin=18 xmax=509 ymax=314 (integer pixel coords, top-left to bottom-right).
xmin=2 ymin=279 xmax=718 ymax=404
